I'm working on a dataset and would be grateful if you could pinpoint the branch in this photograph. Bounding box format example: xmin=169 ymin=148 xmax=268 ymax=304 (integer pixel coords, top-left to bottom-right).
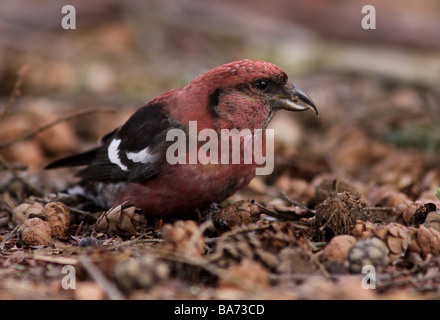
xmin=77 ymin=255 xmax=125 ymax=300
xmin=281 ymin=190 xmax=316 ymax=214
xmin=0 ymin=107 xmax=115 ymax=150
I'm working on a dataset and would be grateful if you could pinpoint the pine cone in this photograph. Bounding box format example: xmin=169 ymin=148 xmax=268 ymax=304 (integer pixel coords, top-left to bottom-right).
xmin=347 ymin=238 xmax=390 ymax=273
xmin=161 ymin=220 xmax=205 ymax=257
xmin=313 ymin=177 xmax=360 ymax=205
xmin=374 ymin=223 xmax=411 ymax=262
xmin=12 ymin=202 xmax=44 ymax=225
xmin=314 ymin=180 xmax=368 ymax=241
xmin=95 ymin=204 xmax=147 ymax=236
xmin=321 ymin=235 xmax=356 ymax=273
xmin=209 ymin=222 xmax=309 ymax=271
xmin=14 ymin=201 xmax=71 ymax=244
xmin=209 ymin=229 xmax=279 ymax=269
xmin=423 ymin=211 xmax=440 ymax=233
xmin=213 ymin=200 xmax=261 ymax=228
xmin=44 ymin=202 xmax=70 ymax=238
xmin=351 ymin=220 xmax=375 ymax=239
xmin=257 ymin=221 xmax=306 ymax=252
xmin=18 ymin=217 xmax=52 ymax=246
xmin=395 ymin=201 xmax=436 ymax=227
xmin=394 ymin=200 xmax=418 ymax=225
xmin=408 ymin=225 xmax=440 ymax=257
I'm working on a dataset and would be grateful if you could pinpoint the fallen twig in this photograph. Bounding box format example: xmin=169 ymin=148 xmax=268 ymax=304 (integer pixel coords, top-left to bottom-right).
xmin=298 ymin=241 xmax=331 ymax=280
xmin=255 ymin=202 xmax=314 ymax=225
xmin=281 ymin=190 xmax=316 ymax=214
xmin=77 ymin=255 xmax=125 ymax=300
xmin=366 ymin=207 xmax=395 ymax=212
xmin=26 ymin=254 xmax=78 ymax=266
xmin=0 ymin=227 xmax=19 ymax=251
xmin=0 ymin=107 xmax=115 ymax=150
xmin=100 ymin=236 xmax=164 ymax=251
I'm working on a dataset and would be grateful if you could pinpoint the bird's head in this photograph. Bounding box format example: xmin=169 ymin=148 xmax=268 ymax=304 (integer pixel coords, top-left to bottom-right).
xmin=171 ymin=59 xmax=318 ymax=131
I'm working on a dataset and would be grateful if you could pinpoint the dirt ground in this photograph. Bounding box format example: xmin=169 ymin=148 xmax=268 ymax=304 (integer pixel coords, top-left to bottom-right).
xmin=1 ymin=0 xmax=440 ymax=300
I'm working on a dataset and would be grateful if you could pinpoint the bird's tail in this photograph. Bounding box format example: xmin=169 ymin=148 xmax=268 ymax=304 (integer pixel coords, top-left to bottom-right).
xmin=44 ymin=148 xmax=99 ymax=169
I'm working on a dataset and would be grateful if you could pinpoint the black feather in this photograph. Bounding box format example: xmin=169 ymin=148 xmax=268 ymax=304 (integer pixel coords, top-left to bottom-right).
xmin=44 ymin=148 xmax=100 ymax=169
xmin=207 ymin=88 xmax=222 ymax=118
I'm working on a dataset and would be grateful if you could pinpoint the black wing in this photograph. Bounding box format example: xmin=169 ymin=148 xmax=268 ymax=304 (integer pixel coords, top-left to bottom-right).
xmin=45 ymin=103 xmax=172 ymax=183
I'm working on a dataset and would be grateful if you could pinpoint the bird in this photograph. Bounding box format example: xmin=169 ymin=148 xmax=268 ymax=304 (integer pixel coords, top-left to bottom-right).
xmin=45 ymin=59 xmax=318 ymax=218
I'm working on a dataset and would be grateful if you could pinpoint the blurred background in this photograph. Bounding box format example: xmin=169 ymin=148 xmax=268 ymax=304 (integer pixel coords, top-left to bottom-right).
xmin=0 ymin=0 xmax=440 ymax=203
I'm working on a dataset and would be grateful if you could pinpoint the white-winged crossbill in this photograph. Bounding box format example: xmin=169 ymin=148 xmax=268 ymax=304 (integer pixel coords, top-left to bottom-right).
xmin=46 ymin=59 xmax=317 ymax=217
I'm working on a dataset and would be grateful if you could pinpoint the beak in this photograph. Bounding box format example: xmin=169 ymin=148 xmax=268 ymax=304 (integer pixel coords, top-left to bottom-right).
xmin=276 ymin=83 xmax=318 ymax=116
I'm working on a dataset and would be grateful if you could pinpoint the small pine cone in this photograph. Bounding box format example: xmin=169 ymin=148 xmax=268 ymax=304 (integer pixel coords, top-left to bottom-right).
xmin=347 ymin=238 xmax=390 ymax=273
xmin=208 ymin=230 xmax=279 ymax=270
xmin=18 ymin=217 xmax=52 ymax=246
xmin=12 ymin=202 xmax=45 ymax=225
xmin=395 ymin=201 xmax=436 ymax=227
xmin=314 ymin=180 xmax=368 ymax=241
xmin=424 ymin=211 xmax=440 ymax=233
xmin=418 ymin=226 xmax=440 ymax=256
xmin=374 ymin=223 xmax=410 ymax=262
xmin=161 ymin=220 xmax=205 ymax=257
xmin=313 ymin=177 xmax=361 ymax=205
xmin=257 ymin=221 xmax=306 ymax=253
xmin=351 ymin=220 xmax=375 ymax=239
xmin=394 ymin=200 xmax=418 ymax=225
xmin=95 ymin=204 xmax=147 ymax=236
xmin=257 ymin=222 xmax=309 ymax=270
xmin=321 ymin=235 xmax=357 ymax=273
xmin=113 ymin=255 xmax=170 ymax=291
xmin=213 ymin=200 xmax=261 ymax=228
xmin=44 ymin=202 xmax=70 ymax=238
xmin=209 ymin=232 xmax=258 ymax=267
xmin=408 ymin=225 xmax=440 ymax=257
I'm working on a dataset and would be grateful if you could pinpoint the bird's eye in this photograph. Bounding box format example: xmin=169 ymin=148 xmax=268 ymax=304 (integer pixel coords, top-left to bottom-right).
xmin=254 ymin=79 xmax=269 ymax=91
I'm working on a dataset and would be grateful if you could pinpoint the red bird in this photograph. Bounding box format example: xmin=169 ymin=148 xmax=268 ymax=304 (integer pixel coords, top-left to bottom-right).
xmin=45 ymin=60 xmax=317 ymax=217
